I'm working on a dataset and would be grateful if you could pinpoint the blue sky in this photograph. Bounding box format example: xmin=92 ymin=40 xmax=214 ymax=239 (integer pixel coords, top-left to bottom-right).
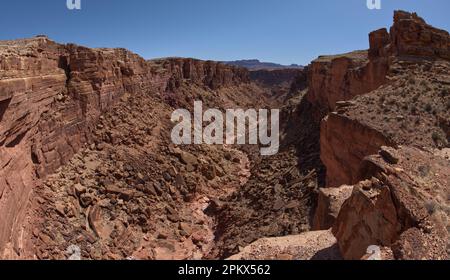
xmin=1 ymin=0 xmax=449 ymax=65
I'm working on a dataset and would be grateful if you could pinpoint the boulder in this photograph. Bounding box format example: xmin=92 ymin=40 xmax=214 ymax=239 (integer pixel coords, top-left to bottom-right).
xmin=313 ymin=185 xmax=353 ymax=230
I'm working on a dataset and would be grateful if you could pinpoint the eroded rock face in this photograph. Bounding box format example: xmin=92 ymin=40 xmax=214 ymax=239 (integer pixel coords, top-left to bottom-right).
xmin=306 ymin=51 xmax=388 ymax=113
xmin=320 ymin=113 xmax=394 ymax=187
xmin=0 ymin=36 xmax=250 ymax=258
xmin=313 ymin=185 xmax=353 ymax=230
xmin=319 ymin=11 xmax=450 ymax=188
xmin=307 ymin=10 xmax=450 ymax=116
xmin=332 ymin=178 xmax=400 ymax=260
xmin=160 ymin=58 xmax=249 ymax=91
xmin=313 ymin=11 xmax=449 ymax=260
xmin=391 ymin=11 xmax=450 ymax=59
xmin=333 ymin=146 xmax=449 ymax=260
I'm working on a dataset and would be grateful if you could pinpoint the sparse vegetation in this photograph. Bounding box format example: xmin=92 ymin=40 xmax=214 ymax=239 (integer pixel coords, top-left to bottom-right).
xmin=418 ymin=165 xmax=431 ymax=177
xmin=441 ymin=88 xmax=449 ymax=97
xmin=425 ymin=200 xmax=439 ymax=215
xmin=431 ymin=131 xmax=446 ymax=147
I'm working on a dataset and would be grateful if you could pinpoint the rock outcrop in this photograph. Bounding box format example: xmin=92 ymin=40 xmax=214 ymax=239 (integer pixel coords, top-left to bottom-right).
xmin=333 ymin=146 xmax=449 ymax=260
xmin=389 ymin=11 xmax=450 ymax=59
xmin=306 ymin=11 xmax=450 ymax=115
xmin=312 ymin=11 xmax=449 ymax=260
xmin=320 ymin=112 xmax=395 ymax=187
xmin=159 ymin=58 xmax=249 ymax=92
xmin=319 ymin=11 xmax=450 ymax=187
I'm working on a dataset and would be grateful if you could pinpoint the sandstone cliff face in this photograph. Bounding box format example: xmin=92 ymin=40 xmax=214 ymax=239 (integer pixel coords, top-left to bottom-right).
xmin=319 ymin=11 xmax=450 ymax=187
xmin=307 ymin=11 xmax=450 ymax=115
xmin=313 ymin=11 xmax=450 ymax=260
xmin=320 ymin=113 xmax=395 ymax=187
xmin=312 ymin=185 xmax=353 ymax=231
xmin=306 ymin=50 xmax=388 ymax=114
xmin=333 ymin=146 xmax=449 ymax=260
xmin=158 ymin=58 xmax=249 ymax=92
xmin=0 ymin=36 xmax=249 ymax=257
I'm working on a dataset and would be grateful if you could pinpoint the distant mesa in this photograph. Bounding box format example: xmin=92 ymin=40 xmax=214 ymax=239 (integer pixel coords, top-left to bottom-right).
xmin=223 ymin=59 xmax=303 ymax=71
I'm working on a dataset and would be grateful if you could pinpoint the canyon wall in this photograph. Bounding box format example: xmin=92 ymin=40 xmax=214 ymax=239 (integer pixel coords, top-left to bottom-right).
xmin=320 ymin=113 xmax=395 ymax=187
xmin=319 ymin=11 xmax=450 ymax=187
xmin=333 ymin=147 xmax=449 ymax=260
xmin=0 ymin=37 xmax=248 ymax=257
xmin=307 ymin=11 xmax=450 ymax=117
xmin=313 ymin=11 xmax=450 ymax=260
xmin=306 ymin=50 xmax=388 ymax=114
xmin=249 ymin=68 xmax=303 ymax=88
xmin=227 ymin=11 xmax=449 ymax=261
xmin=158 ymin=57 xmax=249 ymax=91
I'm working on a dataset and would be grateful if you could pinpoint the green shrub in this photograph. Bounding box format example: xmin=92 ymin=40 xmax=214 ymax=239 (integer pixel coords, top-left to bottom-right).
xmin=432 ymin=131 xmax=443 ymax=144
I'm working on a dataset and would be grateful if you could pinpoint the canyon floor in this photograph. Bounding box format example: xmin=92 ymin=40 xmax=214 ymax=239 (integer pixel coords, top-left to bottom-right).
xmin=0 ymin=11 xmax=449 ymax=260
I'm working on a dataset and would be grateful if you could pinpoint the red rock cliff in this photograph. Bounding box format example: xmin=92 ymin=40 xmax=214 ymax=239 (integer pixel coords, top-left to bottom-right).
xmin=319 ymin=11 xmax=450 ymax=187
xmin=0 ymin=36 xmax=249 ymax=257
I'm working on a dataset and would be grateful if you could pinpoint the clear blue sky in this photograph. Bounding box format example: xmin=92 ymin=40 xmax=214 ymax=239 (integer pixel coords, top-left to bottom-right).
xmin=1 ymin=0 xmax=449 ymax=65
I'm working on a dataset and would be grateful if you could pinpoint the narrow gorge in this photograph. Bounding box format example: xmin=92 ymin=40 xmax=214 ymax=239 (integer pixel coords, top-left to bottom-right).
xmin=0 ymin=11 xmax=448 ymax=260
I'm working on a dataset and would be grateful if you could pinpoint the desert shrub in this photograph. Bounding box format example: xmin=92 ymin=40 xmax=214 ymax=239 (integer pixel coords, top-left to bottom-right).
xmin=425 ymin=103 xmax=433 ymax=113
xmin=431 ymin=131 xmax=445 ymax=146
xmin=418 ymin=165 xmax=430 ymax=177
xmin=441 ymin=88 xmax=449 ymax=97
xmin=425 ymin=200 xmax=439 ymax=215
